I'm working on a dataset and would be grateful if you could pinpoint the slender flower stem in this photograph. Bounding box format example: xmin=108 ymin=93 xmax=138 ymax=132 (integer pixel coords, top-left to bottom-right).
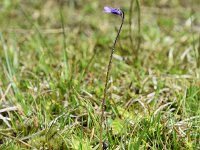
xmin=100 ymin=11 xmax=124 ymax=150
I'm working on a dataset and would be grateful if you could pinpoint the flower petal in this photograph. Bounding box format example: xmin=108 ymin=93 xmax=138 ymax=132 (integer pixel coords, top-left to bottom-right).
xmin=103 ymin=6 xmax=122 ymax=16
xmin=104 ymin=6 xmax=112 ymax=13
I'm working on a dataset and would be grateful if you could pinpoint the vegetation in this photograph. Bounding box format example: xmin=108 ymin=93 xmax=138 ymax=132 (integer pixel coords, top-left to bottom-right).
xmin=0 ymin=0 xmax=199 ymax=149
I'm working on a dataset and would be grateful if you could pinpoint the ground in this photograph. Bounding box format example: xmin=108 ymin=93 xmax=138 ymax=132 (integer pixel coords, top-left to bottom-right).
xmin=0 ymin=0 xmax=199 ymax=149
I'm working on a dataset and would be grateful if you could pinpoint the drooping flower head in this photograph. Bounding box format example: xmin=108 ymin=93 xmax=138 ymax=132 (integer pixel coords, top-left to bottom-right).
xmin=104 ymin=6 xmax=123 ymax=17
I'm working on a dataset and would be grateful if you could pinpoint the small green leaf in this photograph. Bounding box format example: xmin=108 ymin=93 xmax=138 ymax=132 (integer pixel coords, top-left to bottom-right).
xmin=111 ymin=118 xmax=125 ymax=135
xmin=71 ymin=137 xmax=92 ymax=150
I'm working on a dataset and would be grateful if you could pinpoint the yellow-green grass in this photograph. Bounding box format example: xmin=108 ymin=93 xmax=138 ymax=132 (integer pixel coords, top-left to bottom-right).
xmin=0 ymin=0 xmax=199 ymax=149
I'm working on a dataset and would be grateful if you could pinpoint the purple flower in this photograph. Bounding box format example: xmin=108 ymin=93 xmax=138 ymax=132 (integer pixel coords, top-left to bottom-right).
xmin=104 ymin=6 xmax=123 ymax=16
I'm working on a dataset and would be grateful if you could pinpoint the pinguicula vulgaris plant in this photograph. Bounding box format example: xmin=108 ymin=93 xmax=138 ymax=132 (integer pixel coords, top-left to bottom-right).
xmin=100 ymin=6 xmax=124 ymax=149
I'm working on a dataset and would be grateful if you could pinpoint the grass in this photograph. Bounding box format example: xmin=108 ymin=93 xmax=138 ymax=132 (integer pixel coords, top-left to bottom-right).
xmin=0 ymin=0 xmax=200 ymax=149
